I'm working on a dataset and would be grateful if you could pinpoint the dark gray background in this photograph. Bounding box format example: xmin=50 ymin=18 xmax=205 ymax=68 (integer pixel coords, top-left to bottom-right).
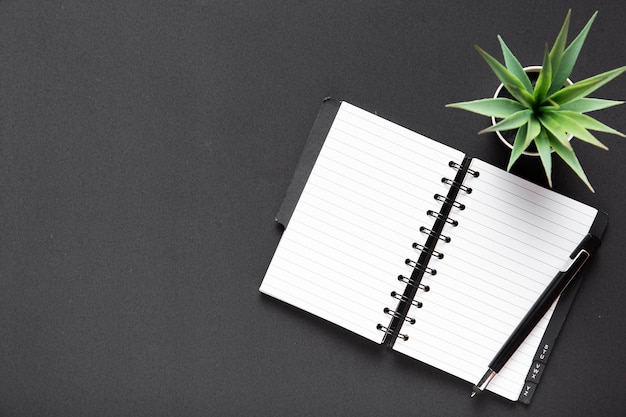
xmin=1 ymin=1 xmax=624 ymax=416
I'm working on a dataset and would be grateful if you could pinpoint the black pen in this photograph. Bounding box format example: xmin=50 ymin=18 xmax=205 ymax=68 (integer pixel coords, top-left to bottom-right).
xmin=470 ymin=233 xmax=601 ymax=397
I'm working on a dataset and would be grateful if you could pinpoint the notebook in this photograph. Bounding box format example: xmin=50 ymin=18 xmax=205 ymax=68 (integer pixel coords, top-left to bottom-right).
xmin=260 ymin=98 xmax=607 ymax=403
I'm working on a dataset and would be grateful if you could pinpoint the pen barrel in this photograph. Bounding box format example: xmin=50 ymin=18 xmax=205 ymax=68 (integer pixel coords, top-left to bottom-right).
xmin=489 ymin=252 xmax=589 ymax=371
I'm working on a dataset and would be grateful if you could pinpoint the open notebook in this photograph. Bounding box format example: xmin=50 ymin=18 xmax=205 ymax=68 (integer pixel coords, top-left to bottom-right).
xmin=260 ymin=99 xmax=606 ymax=402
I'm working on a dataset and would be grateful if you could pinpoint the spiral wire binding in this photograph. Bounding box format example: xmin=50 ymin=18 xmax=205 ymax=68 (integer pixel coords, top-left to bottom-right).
xmin=397 ymin=275 xmax=430 ymax=293
xmin=412 ymin=242 xmax=443 ymax=259
xmin=420 ymin=226 xmax=451 ymax=243
xmin=442 ymin=177 xmax=472 ymax=194
xmin=391 ymin=290 xmax=424 ymax=308
xmin=378 ymin=158 xmax=480 ymax=345
xmin=427 ymin=209 xmax=458 ymax=227
xmin=434 ymin=193 xmax=465 ymax=210
xmin=376 ymin=324 xmax=408 ymax=341
xmin=384 ymin=307 xmax=416 ymax=324
xmin=405 ymin=258 xmax=437 ymax=276
xmin=449 ymin=160 xmax=480 ymax=178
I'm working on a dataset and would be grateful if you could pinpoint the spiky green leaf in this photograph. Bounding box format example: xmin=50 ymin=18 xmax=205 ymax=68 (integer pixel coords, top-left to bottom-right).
xmin=534 ymin=45 xmax=553 ymax=102
xmin=548 ymin=66 xmax=626 ymax=106
xmin=559 ymin=98 xmax=624 ymax=113
xmin=559 ymin=110 xmax=626 ymax=137
xmin=538 ymin=104 xmax=560 ymax=113
xmin=474 ymin=45 xmax=532 ymax=105
xmin=498 ymin=35 xmax=533 ymax=93
xmin=445 ymin=98 xmax=526 ymax=118
xmin=479 ymin=109 xmax=531 ymax=134
xmin=504 ymin=82 xmax=536 ymax=109
xmin=549 ymin=9 xmax=571 ymax=78
xmin=548 ymin=11 xmax=598 ymax=96
xmin=550 ymin=134 xmax=595 ymax=192
xmin=526 ymin=115 xmax=542 ymax=144
xmin=539 ymin=112 xmax=573 ymax=149
xmin=549 ymin=112 xmax=608 ymax=149
xmin=535 ymin=129 xmax=553 ymax=188
xmin=507 ymin=123 xmax=528 ymax=171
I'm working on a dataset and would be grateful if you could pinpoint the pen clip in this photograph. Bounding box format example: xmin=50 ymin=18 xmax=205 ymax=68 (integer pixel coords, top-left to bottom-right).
xmin=560 ymin=232 xmax=600 ymax=275
xmin=561 ymin=248 xmax=590 ymax=274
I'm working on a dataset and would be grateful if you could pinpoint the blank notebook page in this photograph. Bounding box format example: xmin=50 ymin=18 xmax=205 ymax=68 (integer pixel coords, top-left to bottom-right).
xmin=260 ymin=102 xmax=464 ymax=343
xmin=392 ymin=158 xmax=597 ymax=400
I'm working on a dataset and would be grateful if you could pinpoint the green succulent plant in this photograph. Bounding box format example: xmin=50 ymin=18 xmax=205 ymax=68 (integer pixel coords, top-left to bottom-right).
xmin=447 ymin=10 xmax=626 ymax=192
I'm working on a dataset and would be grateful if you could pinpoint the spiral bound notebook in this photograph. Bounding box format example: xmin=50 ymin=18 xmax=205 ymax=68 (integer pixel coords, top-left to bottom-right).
xmin=260 ymin=99 xmax=607 ymax=403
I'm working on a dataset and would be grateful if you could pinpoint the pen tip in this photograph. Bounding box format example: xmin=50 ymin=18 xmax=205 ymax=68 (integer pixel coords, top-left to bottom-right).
xmin=470 ymin=391 xmax=476 ymax=398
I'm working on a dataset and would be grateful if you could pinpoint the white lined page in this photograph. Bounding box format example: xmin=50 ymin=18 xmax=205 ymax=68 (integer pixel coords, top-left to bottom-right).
xmin=260 ymin=102 xmax=464 ymax=343
xmin=393 ymin=158 xmax=597 ymax=400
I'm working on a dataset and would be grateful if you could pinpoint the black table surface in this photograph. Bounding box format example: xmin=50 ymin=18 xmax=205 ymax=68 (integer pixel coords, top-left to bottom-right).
xmin=1 ymin=1 xmax=624 ymax=416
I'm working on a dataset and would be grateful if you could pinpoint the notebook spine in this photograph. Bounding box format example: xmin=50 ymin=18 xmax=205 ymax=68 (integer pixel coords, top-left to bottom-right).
xmin=378 ymin=156 xmax=478 ymax=347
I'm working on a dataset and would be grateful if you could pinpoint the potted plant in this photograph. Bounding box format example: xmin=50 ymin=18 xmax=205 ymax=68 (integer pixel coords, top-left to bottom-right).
xmin=446 ymin=10 xmax=625 ymax=192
